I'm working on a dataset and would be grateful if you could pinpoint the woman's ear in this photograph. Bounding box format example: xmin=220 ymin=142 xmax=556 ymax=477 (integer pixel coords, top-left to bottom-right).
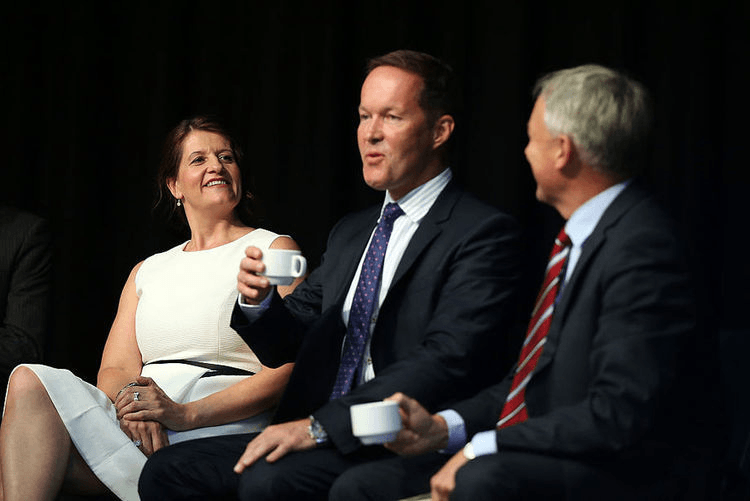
xmin=166 ymin=178 xmax=181 ymax=200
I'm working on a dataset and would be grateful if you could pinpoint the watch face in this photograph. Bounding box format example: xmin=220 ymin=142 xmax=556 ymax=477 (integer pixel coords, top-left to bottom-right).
xmin=308 ymin=416 xmax=329 ymax=445
xmin=463 ymin=442 xmax=476 ymax=460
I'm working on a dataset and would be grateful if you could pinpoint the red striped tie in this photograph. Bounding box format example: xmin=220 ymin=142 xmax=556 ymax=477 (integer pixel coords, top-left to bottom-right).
xmin=498 ymin=228 xmax=571 ymax=428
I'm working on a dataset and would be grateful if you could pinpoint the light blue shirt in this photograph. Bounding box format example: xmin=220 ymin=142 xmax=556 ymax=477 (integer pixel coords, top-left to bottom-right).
xmin=439 ymin=180 xmax=630 ymax=457
xmin=239 ymin=168 xmax=453 ymax=386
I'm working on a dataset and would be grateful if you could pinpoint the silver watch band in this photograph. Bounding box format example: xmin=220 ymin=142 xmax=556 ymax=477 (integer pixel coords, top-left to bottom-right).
xmin=308 ymin=415 xmax=329 ymax=445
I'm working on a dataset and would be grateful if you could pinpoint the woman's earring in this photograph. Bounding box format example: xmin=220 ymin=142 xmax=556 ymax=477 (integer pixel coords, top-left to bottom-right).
xmin=176 ymin=198 xmax=182 ymax=207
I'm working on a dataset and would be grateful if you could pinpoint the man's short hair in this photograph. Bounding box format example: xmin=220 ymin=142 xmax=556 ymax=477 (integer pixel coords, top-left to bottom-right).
xmin=365 ymin=50 xmax=458 ymax=124
xmin=534 ymin=64 xmax=652 ymax=178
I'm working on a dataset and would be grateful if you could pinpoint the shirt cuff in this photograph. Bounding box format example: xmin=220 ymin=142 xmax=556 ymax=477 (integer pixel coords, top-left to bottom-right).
xmin=437 ymin=409 xmax=467 ymax=455
xmin=470 ymin=429 xmax=498 ymax=457
xmin=236 ymin=289 xmax=274 ymax=321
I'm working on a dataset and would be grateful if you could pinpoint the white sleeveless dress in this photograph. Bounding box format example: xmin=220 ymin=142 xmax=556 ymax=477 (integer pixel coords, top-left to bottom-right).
xmin=6 ymin=228 xmax=283 ymax=501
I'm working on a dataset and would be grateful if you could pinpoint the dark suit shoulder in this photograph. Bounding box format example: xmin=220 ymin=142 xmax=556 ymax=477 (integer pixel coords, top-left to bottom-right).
xmin=0 ymin=208 xmax=51 ymax=267
xmin=0 ymin=207 xmax=48 ymax=235
xmin=326 ymin=204 xmax=381 ymax=239
xmin=596 ymin=184 xmax=684 ymax=262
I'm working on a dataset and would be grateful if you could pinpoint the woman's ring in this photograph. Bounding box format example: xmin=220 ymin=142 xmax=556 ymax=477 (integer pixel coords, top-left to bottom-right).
xmin=133 ymin=439 xmax=142 ymax=447
xmin=133 ymin=391 xmax=140 ymax=401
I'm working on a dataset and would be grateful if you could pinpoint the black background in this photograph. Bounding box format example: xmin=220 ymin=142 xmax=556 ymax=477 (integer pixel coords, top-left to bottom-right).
xmin=1 ymin=1 xmax=746 ymax=384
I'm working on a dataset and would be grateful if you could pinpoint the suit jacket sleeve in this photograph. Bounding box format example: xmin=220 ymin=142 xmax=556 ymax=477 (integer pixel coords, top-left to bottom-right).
xmin=230 ymin=216 xmax=345 ymax=367
xmin=454 ymin=197 xmax=696 ymax=458
xmin=0 ymin=214 xmax=52 ymax=377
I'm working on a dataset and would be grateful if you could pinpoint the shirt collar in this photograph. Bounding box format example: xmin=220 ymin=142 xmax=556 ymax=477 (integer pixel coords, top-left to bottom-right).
xmin=565 ymin=179 xmax=630 ymax=247
xmin=382 ymin=168 xmax=452 ymax=223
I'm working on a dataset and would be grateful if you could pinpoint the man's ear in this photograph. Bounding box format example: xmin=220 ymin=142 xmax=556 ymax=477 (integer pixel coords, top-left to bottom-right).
xmin=432 ymin=114 xmax=455 ymax=150
xmin=553 ymin=134 xmax=574 ymax=170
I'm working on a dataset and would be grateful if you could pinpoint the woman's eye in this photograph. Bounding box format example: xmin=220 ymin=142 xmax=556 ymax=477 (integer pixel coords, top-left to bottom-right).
xmin=190 ymin=156 xmax=205 ymax=164
xmin=219 ymin=154 xmax=234 ymax=163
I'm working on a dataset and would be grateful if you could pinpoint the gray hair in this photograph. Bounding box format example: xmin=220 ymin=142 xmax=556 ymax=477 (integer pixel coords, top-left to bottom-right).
xmin=533 ymin=64 xmax=652 ymax=178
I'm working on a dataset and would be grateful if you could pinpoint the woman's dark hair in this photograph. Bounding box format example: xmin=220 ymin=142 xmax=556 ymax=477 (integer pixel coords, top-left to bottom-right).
xmin=155 ymin=115 xmax=256 ymax=228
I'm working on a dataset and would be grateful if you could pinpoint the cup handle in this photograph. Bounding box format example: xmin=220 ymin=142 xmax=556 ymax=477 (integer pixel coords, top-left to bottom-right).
xmin=292 ymin=255 xmax=307 ymax=277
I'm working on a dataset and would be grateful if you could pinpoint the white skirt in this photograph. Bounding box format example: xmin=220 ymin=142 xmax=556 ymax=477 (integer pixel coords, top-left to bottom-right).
xmin=8 ymin=363 xmax=271 ymax=501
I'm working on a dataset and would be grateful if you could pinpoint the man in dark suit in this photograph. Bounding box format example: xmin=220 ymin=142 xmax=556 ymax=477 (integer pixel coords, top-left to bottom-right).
xmin=0 ymin=207 xmax=52 ymax=411
xmin=139 ymin=50 xmax=521 ymax=500
xmin=368 ymin=64 xmax=712 ymax=500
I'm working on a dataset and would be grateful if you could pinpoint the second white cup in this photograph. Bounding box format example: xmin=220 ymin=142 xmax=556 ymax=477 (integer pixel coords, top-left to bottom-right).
xmin=350 ymin=400 xmax=402 ymax=445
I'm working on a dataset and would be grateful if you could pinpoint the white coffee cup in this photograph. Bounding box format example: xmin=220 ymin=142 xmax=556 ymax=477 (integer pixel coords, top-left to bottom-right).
xmin=261 ymin=249 xmax=307 ymax=286
xmin=350 ymin=400 xmax=402 ymax=445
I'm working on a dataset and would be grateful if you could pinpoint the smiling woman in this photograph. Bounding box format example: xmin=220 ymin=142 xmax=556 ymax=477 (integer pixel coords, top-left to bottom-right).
xmin=155 ymin=116 xmax=257 ymax=235
xmin=0 ymin=116 xmax=303 ymax=501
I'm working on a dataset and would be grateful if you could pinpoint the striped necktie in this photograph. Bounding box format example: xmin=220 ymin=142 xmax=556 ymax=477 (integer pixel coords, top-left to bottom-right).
xmin=498 ymin=228 xmax=571 ymax=428
xmin=329 ymin=203 xmax=404 ymax=399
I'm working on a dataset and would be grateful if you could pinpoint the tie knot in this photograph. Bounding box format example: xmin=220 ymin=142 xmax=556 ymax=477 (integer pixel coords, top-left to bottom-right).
xmin=381 ymin=203 xmax=404 ymax=224
xmin=555 ymin=228 xmax=571 ymax=248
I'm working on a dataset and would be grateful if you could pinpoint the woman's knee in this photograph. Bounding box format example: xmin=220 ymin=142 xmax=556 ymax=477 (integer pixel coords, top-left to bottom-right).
xmin=5 ymin=366 xmax=46 ymax=405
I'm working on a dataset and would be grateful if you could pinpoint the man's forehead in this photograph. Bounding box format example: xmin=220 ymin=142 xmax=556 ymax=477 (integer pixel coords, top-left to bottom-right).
xmin=362 ymin=66 xmax=424 ymax=90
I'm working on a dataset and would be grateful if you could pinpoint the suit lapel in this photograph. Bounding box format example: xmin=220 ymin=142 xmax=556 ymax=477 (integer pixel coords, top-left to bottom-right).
xmin=326 ymin=180 xmax=457 ymax=315
xmin=390 ymin=181 xmax=459 ymax=287
xmin=534 ymin=182 xmax=649 ymax=372
xmin=331 ymin=206 xmax=381 ymax=305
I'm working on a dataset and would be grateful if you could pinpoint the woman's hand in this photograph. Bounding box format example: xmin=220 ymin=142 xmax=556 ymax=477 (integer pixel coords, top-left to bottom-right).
xmin=118 ymin=418 xmax=169 ymax=456
xmin=115 ymin=376 xmax=193 ymax=431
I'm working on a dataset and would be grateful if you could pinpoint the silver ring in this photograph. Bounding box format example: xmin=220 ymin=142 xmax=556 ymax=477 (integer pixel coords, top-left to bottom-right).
xmin=133 ymin=391 xmax=140 ymax=401
xmin=133 ymin=439 xmax=142 ymax=447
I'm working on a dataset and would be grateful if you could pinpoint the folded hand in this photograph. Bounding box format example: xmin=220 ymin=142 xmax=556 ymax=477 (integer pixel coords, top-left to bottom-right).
xmin=115 ymin=375 xmax=190 ymax=431
xmin=118 ymin=417 xmax=169 ymax=456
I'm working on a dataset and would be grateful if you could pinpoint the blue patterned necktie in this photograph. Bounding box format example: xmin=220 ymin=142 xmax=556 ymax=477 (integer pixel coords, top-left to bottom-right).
xmin=330 ymin=202 xmax=404 ymax=400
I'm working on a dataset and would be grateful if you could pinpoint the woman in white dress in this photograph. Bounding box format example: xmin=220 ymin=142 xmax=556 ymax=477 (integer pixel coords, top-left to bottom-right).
xmin=0 ymin=116 xmax=301 ymax=501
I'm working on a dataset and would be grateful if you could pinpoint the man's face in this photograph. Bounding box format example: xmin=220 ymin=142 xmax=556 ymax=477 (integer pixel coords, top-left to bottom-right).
xmin=357 ymin=65 xmax=437 ymax=200
xmin=524 ymin=97 xmax=563 ymax=206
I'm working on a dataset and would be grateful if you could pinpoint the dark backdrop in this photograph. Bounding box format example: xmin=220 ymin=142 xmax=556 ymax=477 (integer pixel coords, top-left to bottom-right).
xmin=1 ymin=1 xmax=746 ymax=384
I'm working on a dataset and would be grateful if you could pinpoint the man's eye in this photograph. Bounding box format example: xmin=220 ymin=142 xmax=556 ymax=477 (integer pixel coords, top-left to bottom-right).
xmin=386 ymin=114 xmax=401 ymax=121
xmin=359 ymin=113 xmax=370 ymax=121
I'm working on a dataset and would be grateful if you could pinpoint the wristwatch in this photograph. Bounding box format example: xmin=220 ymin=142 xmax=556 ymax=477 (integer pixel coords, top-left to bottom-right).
xmin=308 ymin=415 xmax=329 ymax=446
xmin=463 ymin=441 xmax=476 ymax=460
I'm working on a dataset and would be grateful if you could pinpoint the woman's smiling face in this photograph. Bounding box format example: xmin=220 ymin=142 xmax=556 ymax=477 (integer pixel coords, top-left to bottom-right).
xmin=168 ymin=130 xmax=242 ymax=215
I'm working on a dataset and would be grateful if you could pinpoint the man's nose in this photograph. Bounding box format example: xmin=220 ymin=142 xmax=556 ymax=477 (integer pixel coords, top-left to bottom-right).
xmin=365 ymin=118 xmax=384 ymax=143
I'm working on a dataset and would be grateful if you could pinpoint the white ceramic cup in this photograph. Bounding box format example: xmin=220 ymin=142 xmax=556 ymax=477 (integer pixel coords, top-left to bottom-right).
xmin=261 ymin=249 xmax=307 ymax=286
xmin=350 ymin=400 xmax=402 ymax=445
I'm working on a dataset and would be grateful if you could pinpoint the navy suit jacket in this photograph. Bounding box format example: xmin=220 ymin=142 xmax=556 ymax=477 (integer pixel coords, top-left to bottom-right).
xmin=454 ymin=182 xmax=705 ymax=468
xmin=0 ymin=207 xmax=52 ymax=408
xmin=232 ymin=181 xmax=522 ymax=454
